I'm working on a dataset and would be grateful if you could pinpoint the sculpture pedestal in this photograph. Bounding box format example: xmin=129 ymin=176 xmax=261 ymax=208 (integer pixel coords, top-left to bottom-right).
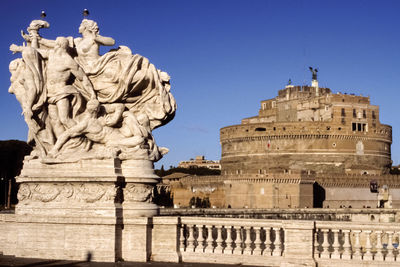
xmin=13 ymin=158 xmax=160 ymax=262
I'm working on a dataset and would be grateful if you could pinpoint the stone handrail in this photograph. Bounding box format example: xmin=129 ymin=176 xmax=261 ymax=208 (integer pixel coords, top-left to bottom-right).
xmin=315 ymin=221 xmax=400 ymax=265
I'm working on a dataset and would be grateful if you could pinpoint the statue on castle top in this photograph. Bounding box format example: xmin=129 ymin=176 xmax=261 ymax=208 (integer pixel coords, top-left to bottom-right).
xmin=309 ymin=66 xmax=318 ymax=80
xmin=9 ymin=18 xmax=176 ymax=163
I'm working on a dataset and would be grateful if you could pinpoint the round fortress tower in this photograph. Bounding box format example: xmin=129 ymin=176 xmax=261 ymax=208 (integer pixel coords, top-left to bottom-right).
xmin=220 ymin=77 xmax=392 ymax=176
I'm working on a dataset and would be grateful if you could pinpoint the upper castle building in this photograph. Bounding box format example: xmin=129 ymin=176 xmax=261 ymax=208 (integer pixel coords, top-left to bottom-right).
xmin=220 ymin=75 xmax=392 ymax=176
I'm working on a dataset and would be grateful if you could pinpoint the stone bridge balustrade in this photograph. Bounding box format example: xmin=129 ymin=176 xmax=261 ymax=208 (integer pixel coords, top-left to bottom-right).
xmin=315 ymin=221 xmax=400 ymax=266
xmin=180 ymin=217 xmax=284 ymax=256
xmin=3 ymin=214 xmax=400 ymax=266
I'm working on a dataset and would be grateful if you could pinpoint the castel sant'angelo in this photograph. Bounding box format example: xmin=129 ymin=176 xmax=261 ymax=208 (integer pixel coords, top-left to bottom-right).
xmin=220 ymin=68 xmax=391 ymax=176
xmin=165 ymin=69 xmax=400 ymax=209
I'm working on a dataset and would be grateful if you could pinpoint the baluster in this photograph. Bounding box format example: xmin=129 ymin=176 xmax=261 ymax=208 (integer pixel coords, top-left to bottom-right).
xmin=386 ymin=231 xmax=394 ymax=261
xmin=180 ymin=224 xmax=186 ymax=252
xmin=214 ymin=225 xmax=223 ymax=254
xmin=330 ymin=229 xmax=340 ymax=259
xmin=264 ymin=227 xmax=272 ymax=256
xmin=353 ymin=230 xmax=362 ymax=260
xmin=321 ymin=229 xmax=330 ymax=258
xmin=341 ymin=230 xmax=352 ymax=260
xmin=233 ymin=226 xmax=243 ymax=255
xmin=253 ymin=227 xmax=262 ymax=255
xmin=187 ymin=224 xmax=195 ymax=252
xmin=205 ymin=225 xmax=214 ymax=253
xmin=272 ymin=227 xmax=282 ymax=256
xmin=225 ymin=226 xmax=233 ymax=254
xmin=314 ymin=231 xmax=320 ymax=258
xmin=243 ymin=227 xmax=252 ymax=255
xmin=374 ymin=230 xmax=383 ymax=261
xmin=197 ymin=225 xmax=205 ymax=253
xmin=364 ymin=230 xmax=372 ymax=260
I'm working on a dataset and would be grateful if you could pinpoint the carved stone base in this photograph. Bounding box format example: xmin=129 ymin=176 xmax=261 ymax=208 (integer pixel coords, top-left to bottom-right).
xmin=12 ymin=157 xmax=160 ymax=262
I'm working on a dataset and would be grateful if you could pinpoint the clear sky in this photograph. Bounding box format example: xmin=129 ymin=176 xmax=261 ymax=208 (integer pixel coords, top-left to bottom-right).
xmin=1 ymin=0 xmax=400 ymax=169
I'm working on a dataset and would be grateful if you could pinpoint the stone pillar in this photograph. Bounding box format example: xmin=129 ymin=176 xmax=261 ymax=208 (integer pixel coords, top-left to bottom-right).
xmin=121 ymin=217 xmax=153 ymax=262
xmin=12 ymin=157 xmax=161 ymax=262
xmin=281 ymin=221 xmax=316 ymax=267
xmin=14 ymin=158 xmax=124 ymax=262
xmin=151 ymin=217 xmax=180 ymax=262
xmin=120 ymin=159 xmax=160 ymax=217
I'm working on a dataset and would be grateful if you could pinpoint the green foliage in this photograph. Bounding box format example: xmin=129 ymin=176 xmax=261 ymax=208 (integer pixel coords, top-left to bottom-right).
xmin=155 ymin=166 xmax=220 ymax=177
xmin=188 ymin=196 xmax=211 ymax=208
xmin=0 ymin=140 xmax=32 ymax=205
xmin=189 ymin=197 xmax=196 ymax=207
xmin=153 ymin=186 xmax=173 ymax=207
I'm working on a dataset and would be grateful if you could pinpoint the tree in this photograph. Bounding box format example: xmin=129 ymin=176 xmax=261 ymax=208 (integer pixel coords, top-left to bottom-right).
xmin=0 ymin=140 xmax=32 ymax=208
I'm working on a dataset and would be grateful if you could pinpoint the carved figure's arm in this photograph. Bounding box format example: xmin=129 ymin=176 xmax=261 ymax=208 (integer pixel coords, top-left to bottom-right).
xmin=38 ymin=38 xmax=56 ymax=49
xmin=51 ymin=120 xmax=88 ymax=153
xmin=95 ymin=35 xmax=115 ymax=46
xmin=10 ymin=44 xmax=24 ymax=54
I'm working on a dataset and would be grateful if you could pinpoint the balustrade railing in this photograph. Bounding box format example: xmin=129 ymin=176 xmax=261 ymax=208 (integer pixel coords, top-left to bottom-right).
xmin=315 ymin=221 xmax=400 ymax=262
xmin=179 ymin=217 xmax=284 ymax=257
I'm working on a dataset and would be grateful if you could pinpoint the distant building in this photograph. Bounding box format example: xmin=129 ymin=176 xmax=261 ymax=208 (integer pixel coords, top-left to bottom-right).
xmin=164 ymin=71 xmax=400 ymax=209
xmin=178 ymin=156 xmax=221 ymax=170
xmin=220 ymin=82 xmax=391 ymax=176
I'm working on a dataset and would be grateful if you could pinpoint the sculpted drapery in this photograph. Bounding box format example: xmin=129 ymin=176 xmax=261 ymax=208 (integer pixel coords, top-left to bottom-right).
xmin=9 ymin=19 xmax=176 ymax=163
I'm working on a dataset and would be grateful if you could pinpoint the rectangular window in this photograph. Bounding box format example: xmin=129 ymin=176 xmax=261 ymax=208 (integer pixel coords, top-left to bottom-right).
xmin=341 ymin=108 xmax=345 ymax=117
xmin=353 ymin=109 xmax=356 ymax=118
xmin=372 ymin=111 xmax=376 ymax=119
xmin=363 ymin=110 xmax=366 ymax=118
xmin=358 ymin=123 xmax=362 ymax=131
xmin=352 ymin=123 xmax=357 ymax=131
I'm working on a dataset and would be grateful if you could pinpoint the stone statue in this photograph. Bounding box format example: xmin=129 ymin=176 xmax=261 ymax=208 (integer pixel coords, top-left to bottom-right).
xmin=9 ymin=18 xmax=176 ymax=163
xmin=309 ymin=66 xmax=318 ymax=80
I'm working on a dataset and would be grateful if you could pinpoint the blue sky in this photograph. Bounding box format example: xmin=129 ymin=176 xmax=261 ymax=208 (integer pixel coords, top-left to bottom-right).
xmin=1 ymin=0 xmax=400 ymax=169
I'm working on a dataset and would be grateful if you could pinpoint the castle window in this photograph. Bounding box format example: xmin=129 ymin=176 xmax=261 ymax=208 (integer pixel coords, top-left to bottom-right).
xmin=273 ymin=127 xmax=276 ymax=131
xmin=341 ymin=108 xmax=345 ymax=117
xmin=262 ymin=103 xmax=266 ymax=110
xmin=352 ymin=122 xmax=367 ymax=132
xmin=363 ymin=110 xmax=366 ymax=118
xmin=341 ymin=118 xmax=345 ymax=125
xmin=372 ymin=111 xmax=376 ymax=119
xmin=255 ymin=127 xmax=266 ymax=132
xmin=283 ymin=127 xmax=286 ymax=131
xmin=353 ymin=109 xmax=356 ymax=118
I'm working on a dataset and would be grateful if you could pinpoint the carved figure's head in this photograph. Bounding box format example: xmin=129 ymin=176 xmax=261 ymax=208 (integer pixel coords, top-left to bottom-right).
xmin=55 ymin=37 xmax=69 ymax=49
xmin=86 ymin=99 xmax=100 ymax=113
xmin=27 ymin=20 xmax=50 ymax=35
xmin=79 ymin=19 xmax=99 ymax=34
xmin=9 ymin=58 xmax=21 ymax=73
